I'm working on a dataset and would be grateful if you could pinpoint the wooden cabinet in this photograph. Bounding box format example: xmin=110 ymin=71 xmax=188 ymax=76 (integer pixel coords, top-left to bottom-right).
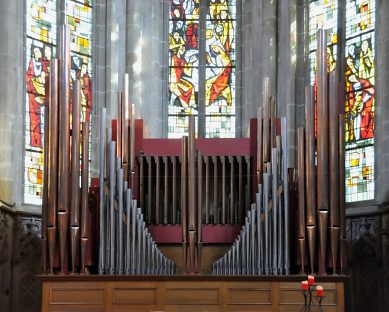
xmin=40 ymin=276 xmax=345 ymax=312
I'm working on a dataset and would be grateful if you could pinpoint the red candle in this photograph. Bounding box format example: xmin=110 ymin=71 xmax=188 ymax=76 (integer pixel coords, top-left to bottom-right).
xmin=316 ymin=285 xmax=325 ymax=297
xmin=301 ymin=280 xmax=309 ymax=291
xmin=308 ymin=275 xmax=315 ymax=286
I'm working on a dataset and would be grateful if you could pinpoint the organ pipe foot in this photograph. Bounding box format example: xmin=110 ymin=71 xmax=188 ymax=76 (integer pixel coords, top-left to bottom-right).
xmin=81 ymin=237 xmax=89 ymax=274
xmin=41 ymin=238 xmax=47 ymax=274
xmin=197 ymin=242 xmax=202 ymax=273
xmin=182 ymin=242 xmax=187 ymax=274
xmin=318 ymin=210 xmax=328 ymax=275
xmin=340 ymin=238 xmax=347 ymax=275
xmin=330 ymin=226 xmax=340 ymax=274
xmin=58 ymin=211 xmax=69 ymax=274
xmin=189 ymin=231 xmax=196 ymax=273
xmin=70 ymin=226 xmax=80 ymax=274
xmin=307 ymin=225 xmax=316 ymax=274
xmin=298 ymin=238 xmax=306 ymax=274
xmin=47 ymin=227 xmax=56 ymax=275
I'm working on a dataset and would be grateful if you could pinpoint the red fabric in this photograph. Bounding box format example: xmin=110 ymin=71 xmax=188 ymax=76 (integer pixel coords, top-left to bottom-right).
xmin=359 ymin=78 xmax=374 ymax=139
xmin=172 ymin=55 xmax=194 ymax=106
xmin=26 ymin=59 xmax=48 ymax=148
xmin=208 ymin=65 xmax=231 ymax=106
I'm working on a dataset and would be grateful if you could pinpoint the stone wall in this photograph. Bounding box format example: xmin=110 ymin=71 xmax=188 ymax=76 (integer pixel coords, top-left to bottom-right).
xmin=0 ymin=206 xmax=42 ymax=312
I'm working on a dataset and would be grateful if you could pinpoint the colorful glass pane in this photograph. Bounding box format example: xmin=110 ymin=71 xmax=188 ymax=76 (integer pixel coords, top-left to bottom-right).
xmin=205 ymin=0 xmax=236 ymax=138
xmin=309 ymin=0 xmax=338 ymax=85
xmin=25 ymin=0 xmax=57 ymax=205
xmin=345 ymin=0 xmax=375 ymax=202
xmin=168 ymin=1 xmax=200 ymax=137
xmin=66 ymin=0 xmax=93 ymax=123
xmin=345 ymin=145 xmax=374 ymax=202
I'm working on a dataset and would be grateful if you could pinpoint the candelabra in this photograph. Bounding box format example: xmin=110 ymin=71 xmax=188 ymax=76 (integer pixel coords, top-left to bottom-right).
xmin=301 ymin=276 xmax=325 ymax=311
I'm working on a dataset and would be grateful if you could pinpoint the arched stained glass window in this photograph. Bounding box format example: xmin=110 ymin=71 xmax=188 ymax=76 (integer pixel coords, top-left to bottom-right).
xmin=344 ymin=0 xmax=375 ymax=202
xmin=24 ymin=0 xmax=93 ymax=205
xmin=168 ymin=0 xmax=236 ymax=138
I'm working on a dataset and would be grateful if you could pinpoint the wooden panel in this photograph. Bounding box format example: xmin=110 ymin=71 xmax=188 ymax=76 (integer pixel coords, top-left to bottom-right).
xmin=279 ymin=282 xmax=337 ymax=306
xmin=50 ymin=288 xmax=104 ymax=305
xmin=112 ymin=288 xmax=156 ymax=305
xmin=49 ymin=304 xmax=105 ymax=312
xmin=227 ymin=288 xmax=271 ymax=305
xmin=165 ymin=288 xmax=219 ymax=305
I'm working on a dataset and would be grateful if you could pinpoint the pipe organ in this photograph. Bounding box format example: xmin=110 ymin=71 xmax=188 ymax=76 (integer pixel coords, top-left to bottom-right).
xmin=41 ymin=28 xmax=346 ymax=280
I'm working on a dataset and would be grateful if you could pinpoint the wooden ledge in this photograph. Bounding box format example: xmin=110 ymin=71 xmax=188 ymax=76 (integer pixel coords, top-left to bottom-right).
xmin=38 ymin=273 xmax=349 ymax=283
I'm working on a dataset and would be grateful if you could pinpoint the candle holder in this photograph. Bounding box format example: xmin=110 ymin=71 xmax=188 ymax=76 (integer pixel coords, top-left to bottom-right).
xmin=300 ymin=281 xmax=325 ymax=312
xmin=316 ymin=295 xmax=325 ymax=312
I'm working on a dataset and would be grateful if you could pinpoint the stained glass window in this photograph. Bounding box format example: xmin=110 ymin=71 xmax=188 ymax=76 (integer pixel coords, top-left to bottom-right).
xmin=168 ymin=0 xmax=199 ymax=138
xmin=25 ymin=0 xmax=57 ymax=205
xmin=345 ymin=0 xmax=375 ymax=202
xmin=168 ymin=0 xmax=236 ymax=138
xmin=24 ymin=0 xmax=93 ymax=205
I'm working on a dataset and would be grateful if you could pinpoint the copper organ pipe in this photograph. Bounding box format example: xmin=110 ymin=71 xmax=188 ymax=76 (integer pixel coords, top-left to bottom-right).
xmin=245 ymin=156 xmax=251 ymax=212
xmin=197 ymin=151 xmax=203 ymax=272
xmin=197 ymin=151 xmax=203 ymax=237
xmin=328 ymin=71 xmax=340 ymax=274
xmin=339 ymin=114 xmax=346 ymax=274
xmin=212 ymin=156 xmax=218 ymax=224
xmin=188 ymin=116 xmax=196 ymax=231
xmin=98 ymin=107 xmax=106 ymax=275
xmin=172 ymin=156 xmax=177 ymax=224
xmin=155 ymin=156 xmax=160 ymax=225
xmin=297 ymin=127 xmax=306 ymax=274
xmin=163 ymin=156 xmax=169 ymax=224
xmin=47 ymin=58 xmax=59 ymax=274
xmin=222 ymin=156 xmax=226 ymax=224
xmin=42 ymin=101 xmax=49 ymax=273
xmin=229 ymin=156 xmax=235 ymax=224
xmin=205 ymin=155 xmax=210 ymax=224
xmin=57 ymin=25 xmax=71 ymax=274
xmin=147 ymin=156 xmax=152 ymax=224
xmin=238 ymin=156 xmax=243 ymax=222
xmin=316 ymin=29 xmax=329 ymax=275
xmin=329 ymin=71 xmax=340 ymax=227
xmin=305 ymin=86 xmax=316 ymax=274
xmin=47 ymin=58 xmax=59 ymax=227
xmin=70 ymin=80 xmax=81 ymax=274
xmin=139 ymin=156 xmax=144 ymax=219
xmin=81 ymin=122 xmax=90 ymax=274
xmin=181 ymin=136 xmax=188 ymax=271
